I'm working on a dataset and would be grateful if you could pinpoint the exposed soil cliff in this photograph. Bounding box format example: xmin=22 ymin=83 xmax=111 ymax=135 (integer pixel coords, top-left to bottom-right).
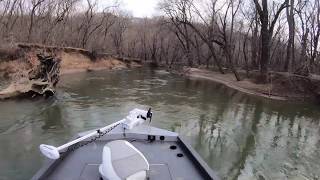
xmin=0 ymin=44 xmax=139 ymax=81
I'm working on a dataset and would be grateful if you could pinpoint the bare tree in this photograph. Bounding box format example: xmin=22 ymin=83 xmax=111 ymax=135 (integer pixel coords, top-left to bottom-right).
xmin=1 ymin=0 xmax=20 ymax=40
xmin=161 ymin=0 xmax=195 ymax=67
xmin=251 ymin=10 xmax=259 ymax=69
xmin=294 ymin=0 xmax=311 ymax=75
xmin=309 ymin=0 xmax=320 ymax=69
xmin=243 ymin=19 xmax=254 ymax=78
xmin=284 ymin=0 xmax=295 ymax=72
xmin=42 ymin=0 xmax=78 ymax=44
xmin=216 ymin=0 xmax=242 ymax=80
xmin=111 ymin=15 xmax=128 ymax=56
xmin=27 ymin=0 xmax=46 ymax=42
xmin=181 ymin=0 xmax=242 ymax=80
xmin=253 ymin=0 xmax=287 ymax=82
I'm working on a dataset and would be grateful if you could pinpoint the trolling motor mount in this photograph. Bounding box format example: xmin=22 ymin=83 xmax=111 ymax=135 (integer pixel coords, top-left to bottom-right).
xmin=146 ymin=108 xmax=152 ymax=123
xmin=136 ymin=108 xmax=152 ymax=122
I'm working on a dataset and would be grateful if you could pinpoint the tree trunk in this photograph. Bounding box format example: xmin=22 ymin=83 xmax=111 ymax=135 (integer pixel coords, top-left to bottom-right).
xmin=243 ymin=25 xmax=252 ymax=78
xmin=253 ymin=0 xmax=287 ymax=83
xmin=251 ymin=12 xmax=259 ymax=69
xmin=259 ymin=5 xmax=270 ymax=83
xmin=224 ymin=47 xmax=241 ymax=81
xmin=300 ymin=28 xmax=309 ymax=63
xmin=209 ymin=46 xmax=225 ymax=74
xmin=284 ymin=0 xmax=295 ymax=72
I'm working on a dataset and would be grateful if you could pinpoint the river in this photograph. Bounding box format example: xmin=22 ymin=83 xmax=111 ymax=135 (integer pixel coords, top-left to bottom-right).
xmin=0 ymin=68 xmax=319 ymax=180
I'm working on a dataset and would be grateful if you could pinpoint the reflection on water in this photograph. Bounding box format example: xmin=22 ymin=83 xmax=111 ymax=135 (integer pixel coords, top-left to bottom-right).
xmin=0 ymin=77 xmax=8 ymax=90
xmin=0 ymin=68 xmax=320 ymax=180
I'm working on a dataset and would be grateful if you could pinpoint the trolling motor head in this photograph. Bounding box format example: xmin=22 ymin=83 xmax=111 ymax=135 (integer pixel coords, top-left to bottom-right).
xmin=134 ymin=108 xmax=152 ymax=121
xmin=40 ymin=144 xmax=60 ymax=160
xmin=122 ymin=108 xmax=153 ymax=130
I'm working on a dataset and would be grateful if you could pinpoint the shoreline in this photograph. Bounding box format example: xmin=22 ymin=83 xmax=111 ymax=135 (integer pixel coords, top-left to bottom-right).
xmin=0 ymin=43 xmax=143 ymax=80
xmin=0 ymin=44 xmax=141 ymax=99
xmin=184 ymin=68 xmax=311 ymax=101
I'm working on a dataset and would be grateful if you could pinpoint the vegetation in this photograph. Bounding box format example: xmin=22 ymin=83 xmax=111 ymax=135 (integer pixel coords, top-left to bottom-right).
xmin=0 ymin=0 xmax=319 ymax=84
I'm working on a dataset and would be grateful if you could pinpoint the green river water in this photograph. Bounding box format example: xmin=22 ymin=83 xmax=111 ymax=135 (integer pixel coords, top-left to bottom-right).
xmin=0 ymin=68 xmax=319 ymax=180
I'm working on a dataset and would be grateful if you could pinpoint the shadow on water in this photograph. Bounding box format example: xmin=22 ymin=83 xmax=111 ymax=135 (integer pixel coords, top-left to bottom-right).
xmin=40 ymin=103 xmax=64 ymax=131
xmin=0 ymin=68 xmax=319 ymax=180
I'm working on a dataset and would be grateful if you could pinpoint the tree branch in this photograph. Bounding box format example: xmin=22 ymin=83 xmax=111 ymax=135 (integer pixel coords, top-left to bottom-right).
xmin=252 ymin=0 xmax=263 ymax=17
xmin=270 ymin=1 xmax=289 ymax=33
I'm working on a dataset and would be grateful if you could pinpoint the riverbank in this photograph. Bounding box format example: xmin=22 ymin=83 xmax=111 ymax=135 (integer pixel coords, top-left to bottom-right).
xmin=58 ymin=51 xmax=130 ymax=75
xmin=184 ymin=68 xmax=320 ymax=101
xmin=0 ymin=44 xmax=140 ymax=81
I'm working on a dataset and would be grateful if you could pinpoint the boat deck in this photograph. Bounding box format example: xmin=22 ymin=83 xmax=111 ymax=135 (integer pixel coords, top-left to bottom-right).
xmin=33 ymin=125 xmax=218 ymax=180
xmin=45 ymin=140 xmax=209 ymax=180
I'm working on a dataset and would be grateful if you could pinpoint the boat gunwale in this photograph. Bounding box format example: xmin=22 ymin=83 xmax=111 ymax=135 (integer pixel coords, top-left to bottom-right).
xmin=178 ymin=136 xmax=220 ymax=180
xmin=31 ymin=148 xmax=70 ymax=180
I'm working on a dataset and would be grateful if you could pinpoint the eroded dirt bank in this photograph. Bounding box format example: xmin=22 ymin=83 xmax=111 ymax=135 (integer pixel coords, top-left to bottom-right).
xmin=0 ymin=44 xmax=140 ymax=81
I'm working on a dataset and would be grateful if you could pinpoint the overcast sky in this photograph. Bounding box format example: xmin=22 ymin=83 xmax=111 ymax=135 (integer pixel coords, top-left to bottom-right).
xmin=121 ymin=0 xmax=160 ymax=17
xmin=98 ymin=0 xmax=160 ymax=18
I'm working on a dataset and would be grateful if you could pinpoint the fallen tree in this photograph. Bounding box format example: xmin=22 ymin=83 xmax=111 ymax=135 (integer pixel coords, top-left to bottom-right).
xmin=0 ymin=53 xmax=61 ymax=100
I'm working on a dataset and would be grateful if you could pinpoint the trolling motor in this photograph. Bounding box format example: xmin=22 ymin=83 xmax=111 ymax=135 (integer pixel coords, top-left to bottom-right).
xmin=40 ymin=108 xmax=153 ymax=160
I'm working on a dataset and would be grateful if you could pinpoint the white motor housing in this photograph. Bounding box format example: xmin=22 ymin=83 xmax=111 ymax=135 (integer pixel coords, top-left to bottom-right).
xmin=121 ymin=109 xmax=149 ymax=130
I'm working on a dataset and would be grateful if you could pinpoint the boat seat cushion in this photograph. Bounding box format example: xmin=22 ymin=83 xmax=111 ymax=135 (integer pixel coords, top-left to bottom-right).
xmin=99 ymin=140 xmax=149 ymax=180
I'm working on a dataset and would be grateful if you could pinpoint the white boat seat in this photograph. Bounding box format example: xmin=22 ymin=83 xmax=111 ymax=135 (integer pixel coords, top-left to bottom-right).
xmin=99 ymin=140 xmax=149 ymax=180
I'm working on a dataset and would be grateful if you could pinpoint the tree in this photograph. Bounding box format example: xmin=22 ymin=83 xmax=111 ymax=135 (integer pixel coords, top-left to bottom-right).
xmin=110 ymin=15 xmax=128 ymax=56
xmin=161 ymin=0 xmax=195 ymax=67
xmin=42 ymin=0 xmax=78 ymax=44
xmin=253 ymin=0 xmax=287 ymax=83
xmin=284 ymin=0 xmax=295 ymax=72
xmin=27 ymin=0 xmax=46 ymax=42
xmin=1 ymin=0 xmax=20 ymax=41
xmin=216 ymin=0 xmax=242 ymax=80
xmin=309 ymin=0 xmax=320 ymax=69
xmin=183 ymin=0 xmax=242 ymax=80
xmin=294 ymin=0 xmax=311 ymax=75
